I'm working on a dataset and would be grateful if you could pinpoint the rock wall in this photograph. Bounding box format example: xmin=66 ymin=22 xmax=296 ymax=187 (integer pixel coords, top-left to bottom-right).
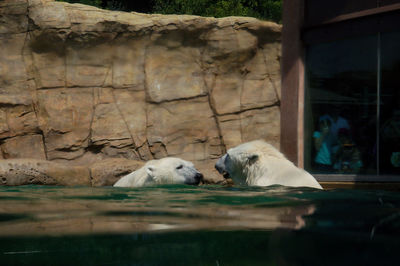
xmin=0 ymin=0 xmax=281 ymax=184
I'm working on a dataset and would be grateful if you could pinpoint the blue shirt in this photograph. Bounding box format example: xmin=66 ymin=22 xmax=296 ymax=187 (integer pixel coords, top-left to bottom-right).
xmin=313 ymin=131 xmax=332 ymax=165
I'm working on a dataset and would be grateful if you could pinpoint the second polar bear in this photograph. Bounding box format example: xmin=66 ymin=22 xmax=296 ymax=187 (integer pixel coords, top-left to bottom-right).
xmin=114 ymin=157 xmax=203 ymax=187
xmin=215 ymin=140 xmax=322 ymax=189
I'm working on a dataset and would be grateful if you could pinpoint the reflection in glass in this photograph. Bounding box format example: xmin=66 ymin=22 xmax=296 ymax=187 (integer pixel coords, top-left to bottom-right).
xmin=380 ymin=31 xmax=400 ymax=175
xmin=305 ymin=30 xmax=400 ymax=176
xmin=305 ymin=35 xmax=378 ymax=175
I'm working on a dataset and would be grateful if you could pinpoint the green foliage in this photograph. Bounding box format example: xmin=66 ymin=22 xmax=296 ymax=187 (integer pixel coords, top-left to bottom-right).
xmin=258 ymin=0 xmax=282 ymax=23
xmin=152 ymin=0 xmax=282 ymax=22
xmin=55 ymin=0 xmax=282 ymax=23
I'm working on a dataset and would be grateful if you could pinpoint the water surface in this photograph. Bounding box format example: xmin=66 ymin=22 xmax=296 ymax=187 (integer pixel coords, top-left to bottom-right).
xmin=0 ymin=185 xmax=399 ymax=265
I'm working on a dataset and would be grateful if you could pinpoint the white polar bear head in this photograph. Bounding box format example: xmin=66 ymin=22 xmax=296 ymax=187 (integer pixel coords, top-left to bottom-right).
xmin=215 ymin=140 xmax=322 ymax=189
xmin=114 ymin=157 xmax=204 ymax=187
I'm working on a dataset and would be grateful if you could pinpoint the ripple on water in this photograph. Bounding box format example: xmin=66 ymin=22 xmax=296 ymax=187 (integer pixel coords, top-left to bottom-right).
xmin=0 ymin=185 xmax=399 ymax=265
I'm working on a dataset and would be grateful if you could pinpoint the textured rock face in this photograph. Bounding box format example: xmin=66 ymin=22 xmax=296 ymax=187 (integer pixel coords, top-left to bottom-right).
xmin=0 ymin=0 xmax=281 ymax=185
xmin=0 ymin=159 xmax=91 ymax=186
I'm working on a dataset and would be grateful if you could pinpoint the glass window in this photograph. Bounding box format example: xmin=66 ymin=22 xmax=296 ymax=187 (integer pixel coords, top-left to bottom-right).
xmin=379 ymin=0 xmax=400 ymax=6
xmin=380 ymin=31 xmax=400 ymax=175
xmin=305 ymin=0 xmax=377 ymax=26
xmin=305 ymin=35 xmax=378 ymax=175
xmin=305 ymin=30 xmax=400 ymax=176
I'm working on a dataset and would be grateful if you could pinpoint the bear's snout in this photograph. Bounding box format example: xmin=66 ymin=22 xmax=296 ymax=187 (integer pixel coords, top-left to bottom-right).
xmin=215 ymin=155 xmax=230 ymax=179
xmin=215 ymin=161 xmax=224 ymax=174
xmin=215 ymin=154 xmax=227 ymax=174
xmin=194 ymin=172 xmax=204 ymax=184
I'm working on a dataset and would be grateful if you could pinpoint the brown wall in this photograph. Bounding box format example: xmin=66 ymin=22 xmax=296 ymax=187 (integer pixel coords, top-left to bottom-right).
xmin=281 ymin=0 xmax=305 ymax=166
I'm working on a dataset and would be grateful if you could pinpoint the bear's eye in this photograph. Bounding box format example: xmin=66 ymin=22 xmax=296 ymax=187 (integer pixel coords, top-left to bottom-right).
xmin=176 ymin=165 xmax=183 ymax=170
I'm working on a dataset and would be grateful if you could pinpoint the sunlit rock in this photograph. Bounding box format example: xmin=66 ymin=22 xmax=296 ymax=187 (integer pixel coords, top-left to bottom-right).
xmin=0 ymin=0 xmax=281 ymax=185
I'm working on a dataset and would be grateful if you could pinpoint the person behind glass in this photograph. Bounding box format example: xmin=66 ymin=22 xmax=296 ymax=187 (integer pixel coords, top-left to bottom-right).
xmin=313 ymin=118 xmax=333 ymax=172
xmin=319 ymin=105 xmax=350 ymax=148
xmin=380 ymin=109 xmax=400 ymax=172
xmin=332 ymin=128 xmax=362 ymax=174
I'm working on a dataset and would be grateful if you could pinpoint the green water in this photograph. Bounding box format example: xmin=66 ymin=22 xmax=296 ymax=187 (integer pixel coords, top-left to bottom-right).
xmin=0 ymin=185 xmax=399 ymax=265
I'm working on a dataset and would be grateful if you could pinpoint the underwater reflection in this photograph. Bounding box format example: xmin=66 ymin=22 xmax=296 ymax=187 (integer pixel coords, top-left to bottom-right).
xmin=0 ymin=185 xmax=400 ymax=265
xmin=0 ymin=185 xmax=316 ymax=236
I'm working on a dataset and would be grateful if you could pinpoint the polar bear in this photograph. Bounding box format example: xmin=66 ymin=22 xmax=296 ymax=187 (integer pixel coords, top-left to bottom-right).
xmin=114 ymin=157 xmax=203 ymax=187
xmin=215 ymin=140 xmax=322 ymax=189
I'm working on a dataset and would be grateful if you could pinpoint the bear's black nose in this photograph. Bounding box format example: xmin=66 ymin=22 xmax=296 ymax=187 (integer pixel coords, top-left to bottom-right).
xmin=195 ymin=172 xmax=204 ymax=182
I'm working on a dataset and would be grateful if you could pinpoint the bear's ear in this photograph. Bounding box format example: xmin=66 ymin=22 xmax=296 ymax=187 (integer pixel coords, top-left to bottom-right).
xmin=247 ymin=154 xmax=259 ymax=165
xmin=146 ymin=166 xmax=155 ymax=177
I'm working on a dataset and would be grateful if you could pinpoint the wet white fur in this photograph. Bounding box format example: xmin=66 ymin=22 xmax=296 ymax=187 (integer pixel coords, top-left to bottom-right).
xmin=114 ymin=157 xmax=201 ymax=187
xmin=218 ymin=140 xmax=322 ymax=189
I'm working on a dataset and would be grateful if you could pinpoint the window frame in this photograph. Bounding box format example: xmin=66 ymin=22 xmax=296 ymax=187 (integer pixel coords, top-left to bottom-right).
xmin=281 ymin=1 xmax=400 ymax=182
